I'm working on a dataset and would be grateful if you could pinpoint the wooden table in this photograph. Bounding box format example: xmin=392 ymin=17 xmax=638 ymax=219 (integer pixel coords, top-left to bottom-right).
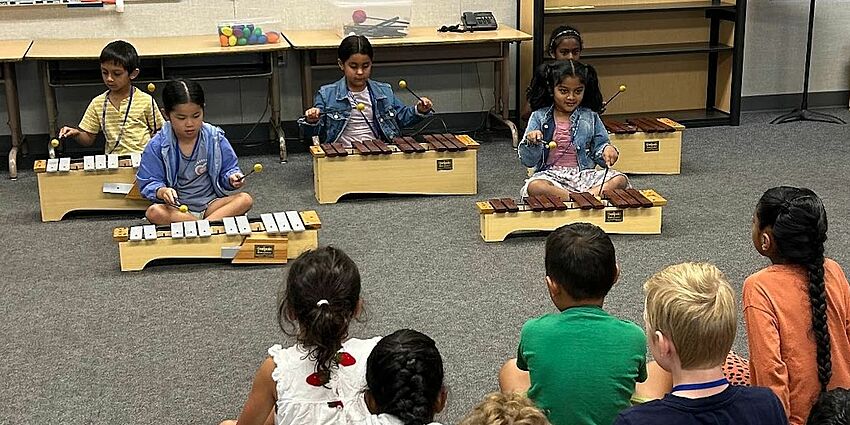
xmin=27 ymin=35 xmax=292 ymax=162
xmin=283 ymin=27 xmax=532 ymax=142
xmin=1 ymin=39 xmax=32 ymax=180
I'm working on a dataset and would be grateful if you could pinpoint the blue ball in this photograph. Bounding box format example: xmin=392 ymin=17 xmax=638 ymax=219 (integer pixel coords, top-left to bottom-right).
xmin=258 ymin=35 xmax=268 ymax=44
xmin=248 ymin=35 xmax=258 ymax=44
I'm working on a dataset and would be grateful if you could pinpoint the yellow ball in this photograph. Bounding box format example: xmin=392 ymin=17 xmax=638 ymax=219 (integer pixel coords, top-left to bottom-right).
xmin=253 ymin=163 xmax=263 ymax=173
xmin=50 ymin=138 xmax=60 ymax=148
xmin=179 ymin=205 xmax=189 ymax=213
xmin=356 ymin=103 xmax=366 ymax=111
xmin=547 ymin=141 xmax=557 ymax=150
xmin=220 ymin=26 xmax=233 ymax=37
xmin=147 ymin=83 xmax=156 ymax=92
xmin=398 ymin=80 xmax=407 ymax=89
xmin=619 ymin=85 xmax=627 ymax=92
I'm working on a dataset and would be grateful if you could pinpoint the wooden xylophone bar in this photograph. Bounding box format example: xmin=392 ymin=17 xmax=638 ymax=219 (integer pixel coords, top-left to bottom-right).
xmin=603 ymin=118 xmax=676 ymax=134
xmin=488 ymin=189 xmax=653 ymax=214
xmin=34 ymin=153 xmax=142 ymax=173
xmin=319 ymin=134 xmax=472 ymax=157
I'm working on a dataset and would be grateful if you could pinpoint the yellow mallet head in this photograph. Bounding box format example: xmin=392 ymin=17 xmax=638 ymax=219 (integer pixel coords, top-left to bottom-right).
xmin=398 ymin=80 xmax=407 ymax=89
xmin=619 ymin=85 xmax=627 ymax=92
xmin=547 ymin=141 xmax=557 ymax=150
xmin=356 ymin=103 xmax=366 ymax=111
xmin=253 ymin=163 xmax=263 ymax=173
xmin=50 ymin=138 xmax=60 ymax=148
xmin=179 ymin=204 xmax=189 ymax=213
xmin=147 ymin=83 xmax=156 ymax=93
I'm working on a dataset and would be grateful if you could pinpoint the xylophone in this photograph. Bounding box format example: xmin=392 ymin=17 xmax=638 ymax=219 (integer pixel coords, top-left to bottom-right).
xmin=112 ymin=210 xmax=321 ymax=272
xmin=476 ymin=189 xmax=667 ymax=242
xmin=603 ymin=118 xmax=684 ymax=175
xmin=310 ymin=134 xmax=480 ymax=204
xmin=34 ymin=154 xmax=150 ymax=222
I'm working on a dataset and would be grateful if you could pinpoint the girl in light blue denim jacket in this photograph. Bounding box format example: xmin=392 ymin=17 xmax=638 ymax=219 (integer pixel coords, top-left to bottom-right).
xmin=299 ymin=35 xmax=433 ymax=146
xmin=518 ymin=60 xmax=628 ymax=199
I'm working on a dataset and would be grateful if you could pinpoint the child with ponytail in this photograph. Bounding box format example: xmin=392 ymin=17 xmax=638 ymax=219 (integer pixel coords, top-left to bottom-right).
xmin=746 ymin=186 xmax=850 ymax=425
xmin=220 ymin=247 xmax=380 ymax=425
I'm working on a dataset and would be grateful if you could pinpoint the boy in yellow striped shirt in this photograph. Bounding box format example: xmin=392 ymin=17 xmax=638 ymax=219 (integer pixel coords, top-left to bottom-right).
xmin=59 ymin=40 xmax=163 ymax=154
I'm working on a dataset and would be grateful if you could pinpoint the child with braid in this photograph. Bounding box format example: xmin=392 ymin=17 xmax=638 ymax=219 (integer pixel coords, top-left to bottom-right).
xmin=360 ymin=329 xmax=447 ymax=425
xmin=220 ymin=247 xmax=380 ymax=425
xmin=746 ymin=186 xmax=850 ymax=425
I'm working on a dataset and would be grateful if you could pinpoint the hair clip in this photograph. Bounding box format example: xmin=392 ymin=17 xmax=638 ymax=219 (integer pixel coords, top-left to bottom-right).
xmin=316 ymin=299 xmax=330 ymax=306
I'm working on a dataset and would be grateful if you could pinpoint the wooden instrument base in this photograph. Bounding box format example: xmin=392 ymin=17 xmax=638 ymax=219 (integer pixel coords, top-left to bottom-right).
xmin=477 ymin=190 xmax=667 ymax=242
xmin=36 ymin=166 xmax=149 ymax=222
xmin=310 ymin=136 xmax=479 ymax=204
xmin=608 ymin=118 xmax=683 ymax=175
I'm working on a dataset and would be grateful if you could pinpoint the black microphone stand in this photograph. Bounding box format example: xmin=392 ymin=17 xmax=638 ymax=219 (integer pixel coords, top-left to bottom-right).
xmin=771 ymin=0 xmax=845 ymax=124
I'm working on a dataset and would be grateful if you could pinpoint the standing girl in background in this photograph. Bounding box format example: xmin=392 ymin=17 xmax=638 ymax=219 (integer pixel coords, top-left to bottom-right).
xmin=522 ymin=26 xmax=584 ymax=121
xmin=518 ymin=60 xmax=627 ymax=200
xmin=746 ymin=186 xmax=850 ymax=425
xmin=220 ymin=247 xmax=380 ymax=425
xmin=300 ymin=35 xmax=433 ymax=146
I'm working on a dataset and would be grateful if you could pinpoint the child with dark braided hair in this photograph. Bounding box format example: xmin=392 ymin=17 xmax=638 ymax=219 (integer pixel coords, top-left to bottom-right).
xmin=745 ymin=186 xmax=850 ymax=425
xmin=360 ymin=329 xmax=447 ymax=425
xmin=220 ymin=247 xmax=380 ymax=425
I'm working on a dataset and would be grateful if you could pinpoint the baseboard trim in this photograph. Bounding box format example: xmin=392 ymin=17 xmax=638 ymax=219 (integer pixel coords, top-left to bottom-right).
xmin=742 ymin=91 xmax=850 ymax=112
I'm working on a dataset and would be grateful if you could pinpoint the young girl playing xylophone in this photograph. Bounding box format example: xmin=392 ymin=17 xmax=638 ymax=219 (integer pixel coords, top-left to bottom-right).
xmin=518 ymin=60 xmax=627 ymax=200
xmin=299 ymin=35 xmax=433 ymax=147
xmin=220 ymin=247 xmax=381 ymax=425
xmin=136 ymin=79 xmax=253 ymax=225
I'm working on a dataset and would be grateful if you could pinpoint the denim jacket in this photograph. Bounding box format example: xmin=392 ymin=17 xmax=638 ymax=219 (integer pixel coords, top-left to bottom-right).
xmin=518 ymin=105 xmax=613 ymax=173
xmin=136 ymin=121 xmax=241 ymax=202
xmin=298 ymin=77 xmax=430 ymax=142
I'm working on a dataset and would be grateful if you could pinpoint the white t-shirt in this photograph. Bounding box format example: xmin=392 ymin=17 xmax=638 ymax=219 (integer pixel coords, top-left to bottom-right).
xmin=336 ymin=89 xmax=379 ymax=147
xmin=357 ymin=413 xmax=444 ymax=425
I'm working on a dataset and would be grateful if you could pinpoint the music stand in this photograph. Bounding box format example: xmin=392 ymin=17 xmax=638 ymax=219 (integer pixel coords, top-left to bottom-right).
xmin=771 ymin=0 xmax=845 ymax=124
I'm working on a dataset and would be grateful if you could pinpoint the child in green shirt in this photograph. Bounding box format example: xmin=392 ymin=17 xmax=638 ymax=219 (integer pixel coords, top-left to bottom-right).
xmin=499 ymin=223 xmax=647 ymax=425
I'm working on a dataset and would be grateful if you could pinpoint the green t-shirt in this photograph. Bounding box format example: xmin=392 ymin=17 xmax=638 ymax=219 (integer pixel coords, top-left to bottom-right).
xmin=517 ymin=305 xmax=647 ymax=425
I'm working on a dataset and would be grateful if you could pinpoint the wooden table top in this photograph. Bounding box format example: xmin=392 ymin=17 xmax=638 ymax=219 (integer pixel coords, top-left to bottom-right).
xmin=283 ymin=26 xmax=532 ymax=49
xmin=26 ymin=35 xmax=290 ymax=60
xmin=0 ymin=40 xmax=33 ymax=62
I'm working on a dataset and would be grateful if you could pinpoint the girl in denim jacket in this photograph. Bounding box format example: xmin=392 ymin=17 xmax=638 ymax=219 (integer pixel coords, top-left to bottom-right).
xmin=518 ymin=60 xmax=628 ymax=200
xmin=300 ymin=35 xmax=433 ymax=146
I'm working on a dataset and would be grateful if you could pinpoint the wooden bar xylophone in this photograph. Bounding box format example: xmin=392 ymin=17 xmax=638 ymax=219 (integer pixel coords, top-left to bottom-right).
xmin=112 ymin=210 xmax=321 ymax=271
xmin=603 ymin=117 xmax=684 ymax=175
xmin=310 ymin=134 xmax=480 ymax=204
xmin=34 ymin=153 xmax=150 ymax=222
xmin=476 ymin=189 xmax=667 ymax=242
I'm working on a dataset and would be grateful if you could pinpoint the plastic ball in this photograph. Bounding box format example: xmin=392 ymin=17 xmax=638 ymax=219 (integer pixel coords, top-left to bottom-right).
xmin=398 ymin=79 xmax=407 ymax=89
xmin=352 ymin=9 xmax=367 ymax=24
xmin=253 ymin=27 xmax=263 ymax=36
xmin=619 ymin=85 xmax=627 ymax=92
xmin=50 ymin=138 xmax=60 ymax=148
xmin=228 ymin=36 xmax=237 ymax=46
xmin=233 ymin=28 xmax=244 ymax=38
xmin=547 ymin=141 xmax=557 ymax=150
xmin=233 ymin=25 xmax=244 ymax=31
xmin=356 ymin=103 xmax=366 ymax=111
xmin=237 ymin=38 xmax=248 ymax=46
xmin=220 ymin=26 xmax=233 ymax=37
xmin=258 ymin=35 xmax=268 ymax=44
xmin=266 ymin=32 xmax=280 ymax=43
xmin=245 ymin=24 xmax=254 ymax=33
xmin=147 ymin=82 xmax=156 ymax=92
xmin=253 ymin=163 xmax=263 ymax=173
xmin=179 ymin=205 xmax=189 ymax=213
xmin=248 ymin=35 xmax=258 ymax=44
xmin=219 ymin=35 xmax=229 ymax=47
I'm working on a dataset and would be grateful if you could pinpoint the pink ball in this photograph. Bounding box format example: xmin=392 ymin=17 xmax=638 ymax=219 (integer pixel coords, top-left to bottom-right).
xmin=352 ymin=9 xmax=367 ymax=24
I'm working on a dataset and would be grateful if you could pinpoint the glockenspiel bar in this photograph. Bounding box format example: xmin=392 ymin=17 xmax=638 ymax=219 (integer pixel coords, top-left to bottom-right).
xmin=107 ymin=154 xmax=119 ymax=170
xmin=222 ymin=216 xmax=239 ymax=235
xmin=129 ymin=226 xmax=144 ymax=241
xmin=170 ymin=222 xmax=185 ymax=239
xmin=143 ymin=224 xmax=157 ymax=240
xmin=95 ymin=155 xmax=107 ymax=170
xmin=84 ymin=156 xmax=95 ymax=171
xmin=286 ymin=210 xmax=305 ymax=232
xmin=197 ymin=219 xmax=212 ymax=237
xmin=183 ymin=220 xmax=198 ymax=238
xmin=130 ymin=153 xmax=142 ymax=168
xmin=46 ymin=158 xmax=59 ymax=173
xmin=58 ymin=157 xmax=71 ymax=172
xmin=261 ymin=213 xmax=280 ymax=235
xmin=273 ymin=211 xmax=292 ymax=233
xmin=235 ymin=215 xmax=252 ymax=235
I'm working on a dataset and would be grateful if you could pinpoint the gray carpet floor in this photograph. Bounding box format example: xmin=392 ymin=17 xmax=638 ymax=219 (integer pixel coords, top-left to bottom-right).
xmin=2 ymin=109 xmax=850 ymax=424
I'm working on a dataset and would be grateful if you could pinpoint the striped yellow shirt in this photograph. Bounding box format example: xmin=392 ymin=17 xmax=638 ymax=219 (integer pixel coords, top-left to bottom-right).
xmin=79 ymin=87 xmax=164 ymax=154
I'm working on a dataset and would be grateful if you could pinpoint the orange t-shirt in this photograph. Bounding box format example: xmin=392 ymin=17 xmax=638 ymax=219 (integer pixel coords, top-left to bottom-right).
xmin=743 ymin=258 xmax=850 ymax=425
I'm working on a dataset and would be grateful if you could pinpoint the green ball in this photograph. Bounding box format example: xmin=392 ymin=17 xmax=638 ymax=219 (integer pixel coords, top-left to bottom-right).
xmin=253 ymin=27 xmax=263 ymax=36
xmin=237 ymin=38 xmax=248 ymax=46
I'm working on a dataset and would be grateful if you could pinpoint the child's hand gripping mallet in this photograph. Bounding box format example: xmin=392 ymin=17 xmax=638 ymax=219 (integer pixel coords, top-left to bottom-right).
xmin=398 ymin=80 xmax=436 ymax=113
xmin=600 ymin=85 xmax=626 ymax=114
xmin=235 ymin=163 xmax=264 ymax=183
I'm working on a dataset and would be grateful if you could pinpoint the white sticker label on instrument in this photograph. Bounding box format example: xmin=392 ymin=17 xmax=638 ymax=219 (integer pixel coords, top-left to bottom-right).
xmin=103 ymin=183 xmax=133 ymax=194
xmin=273 ymin=212 xmax=292 ymax=233
xmin=223 ymin=217 xmax=239 ymax=236
xmin=129 ymin=226 xmax=144 ymax=241
xmin=130 ymin=153 xmax=142 ymax=168
xmin=235 ymin=215 xmax=252 ymax=235
xmin=58 ymin=157 xmax=71 ymax=172
xmin=107 ymin=154 xmax=119 ymax=169
xmin=286 ymin=211 xmax=305 ymax=232
xmin=143 ymin=224 xmax=157 ymax=240
xmin=261 ymin=213 xmax=279 ymax=234
xmin=95 ymin=155 xmax=107 ymax=170
xmin=83 ymin=156 xmax=95 ymax=171
xmin=170 ymin=222 xmax=184 ymax=239
xmin=197 ymin=220 xmax=212 ymax=237
xmin=183 ymin=221 xmax=198 ymax=238
xmin=46 ymin=158 xmax=59 ymax=173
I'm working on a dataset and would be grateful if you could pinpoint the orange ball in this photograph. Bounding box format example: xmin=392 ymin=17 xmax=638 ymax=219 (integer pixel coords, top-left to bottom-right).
xmin=219 ymin=35 xmax=229 ymax=47
xmin=266 ymin=32 xmax=280 ymax=44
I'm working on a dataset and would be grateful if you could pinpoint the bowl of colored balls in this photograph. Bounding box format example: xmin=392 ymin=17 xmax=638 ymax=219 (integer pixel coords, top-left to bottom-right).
xmin=217 ymin=20 xmax=282 ymax=47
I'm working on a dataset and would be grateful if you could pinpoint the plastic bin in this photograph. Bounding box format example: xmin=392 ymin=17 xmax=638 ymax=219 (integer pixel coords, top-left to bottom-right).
xmin=217 ymin=18 xmax=282 ymax=47
xmin=333 ymin=0 xmax=411 ymax=39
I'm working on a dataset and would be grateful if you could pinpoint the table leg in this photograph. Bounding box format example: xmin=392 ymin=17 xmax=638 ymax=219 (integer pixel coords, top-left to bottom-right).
xmin=4 ymin=62 xmax=23 ymax=180
xmin=269 ymin=51 xmax=286 ymax=163
xmin=40 ymin=61 xmax=59 ymax=154
xmin=490 ymin=42 xmax=519 ymax=147
xmin=300 ymin=50 xmax=312 ymax=113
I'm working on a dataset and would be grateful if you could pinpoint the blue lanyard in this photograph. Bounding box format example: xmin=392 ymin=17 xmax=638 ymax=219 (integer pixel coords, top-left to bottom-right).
xmin=101 ymin=86 xmax=135 ymax=153
xmin=671 ymin=378 xmax=729 ymax=393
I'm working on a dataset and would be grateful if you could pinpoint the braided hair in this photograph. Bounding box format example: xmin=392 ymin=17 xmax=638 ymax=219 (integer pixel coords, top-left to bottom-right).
xmin=366 ymin=329 xmax=445 ymax=425
xmin=756 ymin=186 xmax=831 ymax=391
xmin=526 ymin=60 xmax=603 ymax=112
xmin=279 ymin=246 xmax=362 ymax=380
